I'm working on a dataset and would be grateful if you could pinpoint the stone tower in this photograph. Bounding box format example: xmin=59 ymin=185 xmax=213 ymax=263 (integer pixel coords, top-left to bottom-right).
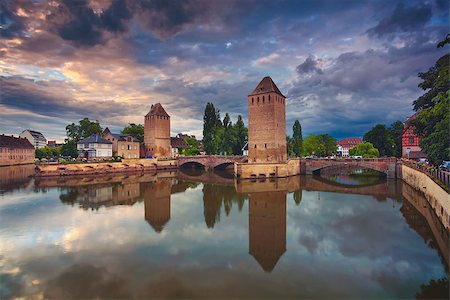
xmin=144 ymin=103 xmax=171 ymax=157
xmin=248 ymin=76 xmax=286 ymax=162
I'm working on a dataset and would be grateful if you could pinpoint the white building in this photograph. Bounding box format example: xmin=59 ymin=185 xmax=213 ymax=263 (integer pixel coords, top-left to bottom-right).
xmin=77 ymin=134 xmax=113 ymax=159
xmin=19 ymin=129 xmax=47 ymax=149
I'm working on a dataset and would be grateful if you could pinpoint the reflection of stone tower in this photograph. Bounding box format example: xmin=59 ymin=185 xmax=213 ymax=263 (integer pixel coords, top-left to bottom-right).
xmin=143 ymin=179 xmax=172 ymax=233
xmin=144 ymin=103 xmax=171 ymax=157
xmin=248 ymin=76 xmax=286 ymax=162
xmin=249 ymin=191 xmax=286 ymax=272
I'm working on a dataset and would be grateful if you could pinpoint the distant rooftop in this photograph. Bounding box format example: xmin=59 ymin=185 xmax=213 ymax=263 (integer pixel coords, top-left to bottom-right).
xmin=23 ymin=129 xmax=46 ymax=141
xmin=249 ymin=76 xmax=285 ymax=97
xmin=338 ymin=138 xmax=363 ymax=148
xmin=0 ymin=134 xmax=34 ymax=149
xmin=78 ymin=134 xmax=112 ymax=144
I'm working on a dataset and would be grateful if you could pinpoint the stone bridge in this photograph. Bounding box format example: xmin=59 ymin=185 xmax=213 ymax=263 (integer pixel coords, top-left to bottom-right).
xmin=177 ymin=155 xmax=247 ymax=170
xmin=300 ymin=158 xmax=399 ymax=179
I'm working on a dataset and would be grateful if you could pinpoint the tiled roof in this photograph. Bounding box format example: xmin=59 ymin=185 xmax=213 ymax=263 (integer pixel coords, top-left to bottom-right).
xmin=146 ymin=103 xmax=170 ymax=117
xmin=338 ymin=138 xmax=363 ymax=148
xmin=78 ymin=134 xmax=112 ymax=144
xmin=249 ymin=76 xmax=285 ymax=97
xmin=171 ymin=137 xmax=188 ymax=148
xmin=408 ymin=151 xmax=428 ymax=159
xmin=0 ymin=134 xmax=34 ymax=149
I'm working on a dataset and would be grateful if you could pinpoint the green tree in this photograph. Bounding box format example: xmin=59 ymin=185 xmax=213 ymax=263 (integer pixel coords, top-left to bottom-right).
xmin=292 ymin=120 xmax=303 ymax=157
xmin=203 ymin=102 xmax=219 ymax=154
xmin=66 ymin=117 xmax=102 ymax=142
xmin=183 ymin=137 xmax=200 ymax=156
xmin=286 ymin=135 xmax=294 ymax=157
xmin=221 ymin=113 xmax=235 ymax=155
xmin=302 ymin=134 xmax=337 ymax=157
xmin=349 ymin=142 xmax=380 ymax=158
xmin=411 ymin=37 xmax=449 ymax=165
xmin=232 ymin=115 xmax=247 ymax=155
xmin=121 ymin=123 xmax=144 ymax=142
xmin=60 ymin=140 xmax=78 ymax=158
xmin=389 ymin=120 xmax=404 ymax=158
xmin=363 ymin=124 xmax=395 ymax=156
xmin=51 ymin=146 xmax=62 ymax=157
xmin=35 ymin=147 xmax=52 ymax=159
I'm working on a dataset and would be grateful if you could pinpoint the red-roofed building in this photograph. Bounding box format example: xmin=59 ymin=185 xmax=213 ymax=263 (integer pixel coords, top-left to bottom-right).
xmin=402 ymin=114 xmax=427 ymax=160
xmin=337 ymin=138 xmax=363 ymax=157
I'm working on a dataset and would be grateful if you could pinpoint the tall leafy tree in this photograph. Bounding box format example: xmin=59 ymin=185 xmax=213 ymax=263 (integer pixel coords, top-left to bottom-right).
xmin=66 ymin=118 xmax=102 ymax=142
xmin=121 ymin=123 xmax=144 ymax=142
xmin=286 ymin=135 xmax=294 ymax=157
xmin=363 ymin=124 xmax=395 ymax=157
xmin=203 ymin=102 xmax=222 ymax=154
xmin=233 ymin=115 xmax=247 ymax=155
xmin=222 ymin=113 xmax=235 ymax=155
xmin=292 ymin=120 xmax=303 ymax=157
xmin=389 ymin=120 xmax=404 ymax=158
xmin=411 ymin=37 xmax=449 ymax=165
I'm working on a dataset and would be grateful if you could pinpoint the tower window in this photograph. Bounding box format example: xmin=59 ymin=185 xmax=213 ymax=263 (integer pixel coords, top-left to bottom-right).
xmin=257 ymin=97 xmax=259 ymax=103
xmin=252 ymin=97 xmax=254 ymax=104
xmin=268 ymin=95 xmax=270 ymax=102
xmin=264 ymin=143 xmax=267 ymax=148
xmin=254 ymin=144 xmax=257 ymax=148
xmin=263 ymin=96 xmax=265 ymax=103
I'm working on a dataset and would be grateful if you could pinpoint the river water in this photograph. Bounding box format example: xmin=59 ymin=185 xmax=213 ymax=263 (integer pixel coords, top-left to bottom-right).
xmin=0 ymin=165 xmax=448 ymax=299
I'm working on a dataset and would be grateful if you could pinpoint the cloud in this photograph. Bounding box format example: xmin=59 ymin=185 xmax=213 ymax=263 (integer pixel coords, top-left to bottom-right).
xmin=296 ymin=55 xmax=323 ymax=75
xmin=367 ymin=3 xmax=432 ymax=38
xmin=0 ymin=0 xmax=448 ymax=141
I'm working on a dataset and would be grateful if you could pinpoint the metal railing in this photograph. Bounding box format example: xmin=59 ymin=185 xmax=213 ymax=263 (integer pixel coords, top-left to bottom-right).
xmin=401 ymin=159 xmax=450 ymax=190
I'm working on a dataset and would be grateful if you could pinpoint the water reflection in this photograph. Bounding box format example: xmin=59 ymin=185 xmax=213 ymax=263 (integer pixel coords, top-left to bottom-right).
xmin=0 ymin=164 xmax=34 ymax=194
xmin=1 ymin=170 xmax=449 ymax=299
xmin=240 ymin=181 xmax=287 ymax=272
xmin=318 ymin=166 xmax=387 ymax=187
xmin=142 ymin=178 xmax=173 ymax=232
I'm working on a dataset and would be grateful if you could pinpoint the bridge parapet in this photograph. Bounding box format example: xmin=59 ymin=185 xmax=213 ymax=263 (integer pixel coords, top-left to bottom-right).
xmin=300 ymin=158 xmax=399 ymax=179
xmin=177 ymin=155 xmax=247 ymax=170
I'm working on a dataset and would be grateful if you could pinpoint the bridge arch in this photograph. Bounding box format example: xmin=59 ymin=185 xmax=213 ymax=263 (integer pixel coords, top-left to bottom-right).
xmin=213 ymin=161 xmax=235 ymax=170
xmin=179 ymin=161 xmax=206 ymax=169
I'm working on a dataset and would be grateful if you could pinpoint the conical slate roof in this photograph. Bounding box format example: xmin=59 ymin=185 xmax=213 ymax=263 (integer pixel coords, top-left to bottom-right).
xmin=146 ymin=103 xmax=170 ymax=117
xmin=249 ymin=76 xmax=285 ymax=97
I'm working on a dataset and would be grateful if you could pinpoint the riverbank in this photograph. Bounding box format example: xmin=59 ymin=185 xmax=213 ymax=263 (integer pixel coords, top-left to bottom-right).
xmin=35 ymin=158 xmax=177 ymax=177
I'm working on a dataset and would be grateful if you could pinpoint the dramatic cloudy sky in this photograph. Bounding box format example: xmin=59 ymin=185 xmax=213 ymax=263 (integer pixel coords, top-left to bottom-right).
xmin=0 ymin=0 xmax=448 ymax=141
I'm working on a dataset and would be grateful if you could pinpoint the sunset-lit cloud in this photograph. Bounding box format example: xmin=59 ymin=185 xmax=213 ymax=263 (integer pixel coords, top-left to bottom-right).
xmin=0 ymin=0 xmax=448 ymax=141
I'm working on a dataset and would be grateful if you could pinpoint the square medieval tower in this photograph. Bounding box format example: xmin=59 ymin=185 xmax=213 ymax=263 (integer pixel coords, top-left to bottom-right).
xmin=248 ymin=76 xmax=286 ymax=162
xmin=144 ymin=103 xmax=171 ymax=158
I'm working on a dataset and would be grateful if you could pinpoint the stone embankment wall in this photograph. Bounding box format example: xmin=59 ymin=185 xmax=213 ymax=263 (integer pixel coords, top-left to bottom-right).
xmin=401 ymin=164 xmax=449 ymax=230
xmin=35 ymin=158 xmax=178 ymax=177
xmin=234 ymin=159 xmax=300 ymax=179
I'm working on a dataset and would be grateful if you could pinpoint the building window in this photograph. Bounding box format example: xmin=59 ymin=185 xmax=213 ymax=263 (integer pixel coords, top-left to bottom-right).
xmin=262 ymin=96 xmax=265 ymax=103
xmin=409 ymin=137 xmax=414 ymax=144
xmin=264 ymin=143 xmax=267 ymax=148
xmin=268 ymin=95 xmax=270 ymax=102
xmin=252 ymin=97 xmax=254 ymax=104
xmin=254 ymin=144 xmax=257 ymax=148
xmin=257 ymin=97 xmax=259 ymax=103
